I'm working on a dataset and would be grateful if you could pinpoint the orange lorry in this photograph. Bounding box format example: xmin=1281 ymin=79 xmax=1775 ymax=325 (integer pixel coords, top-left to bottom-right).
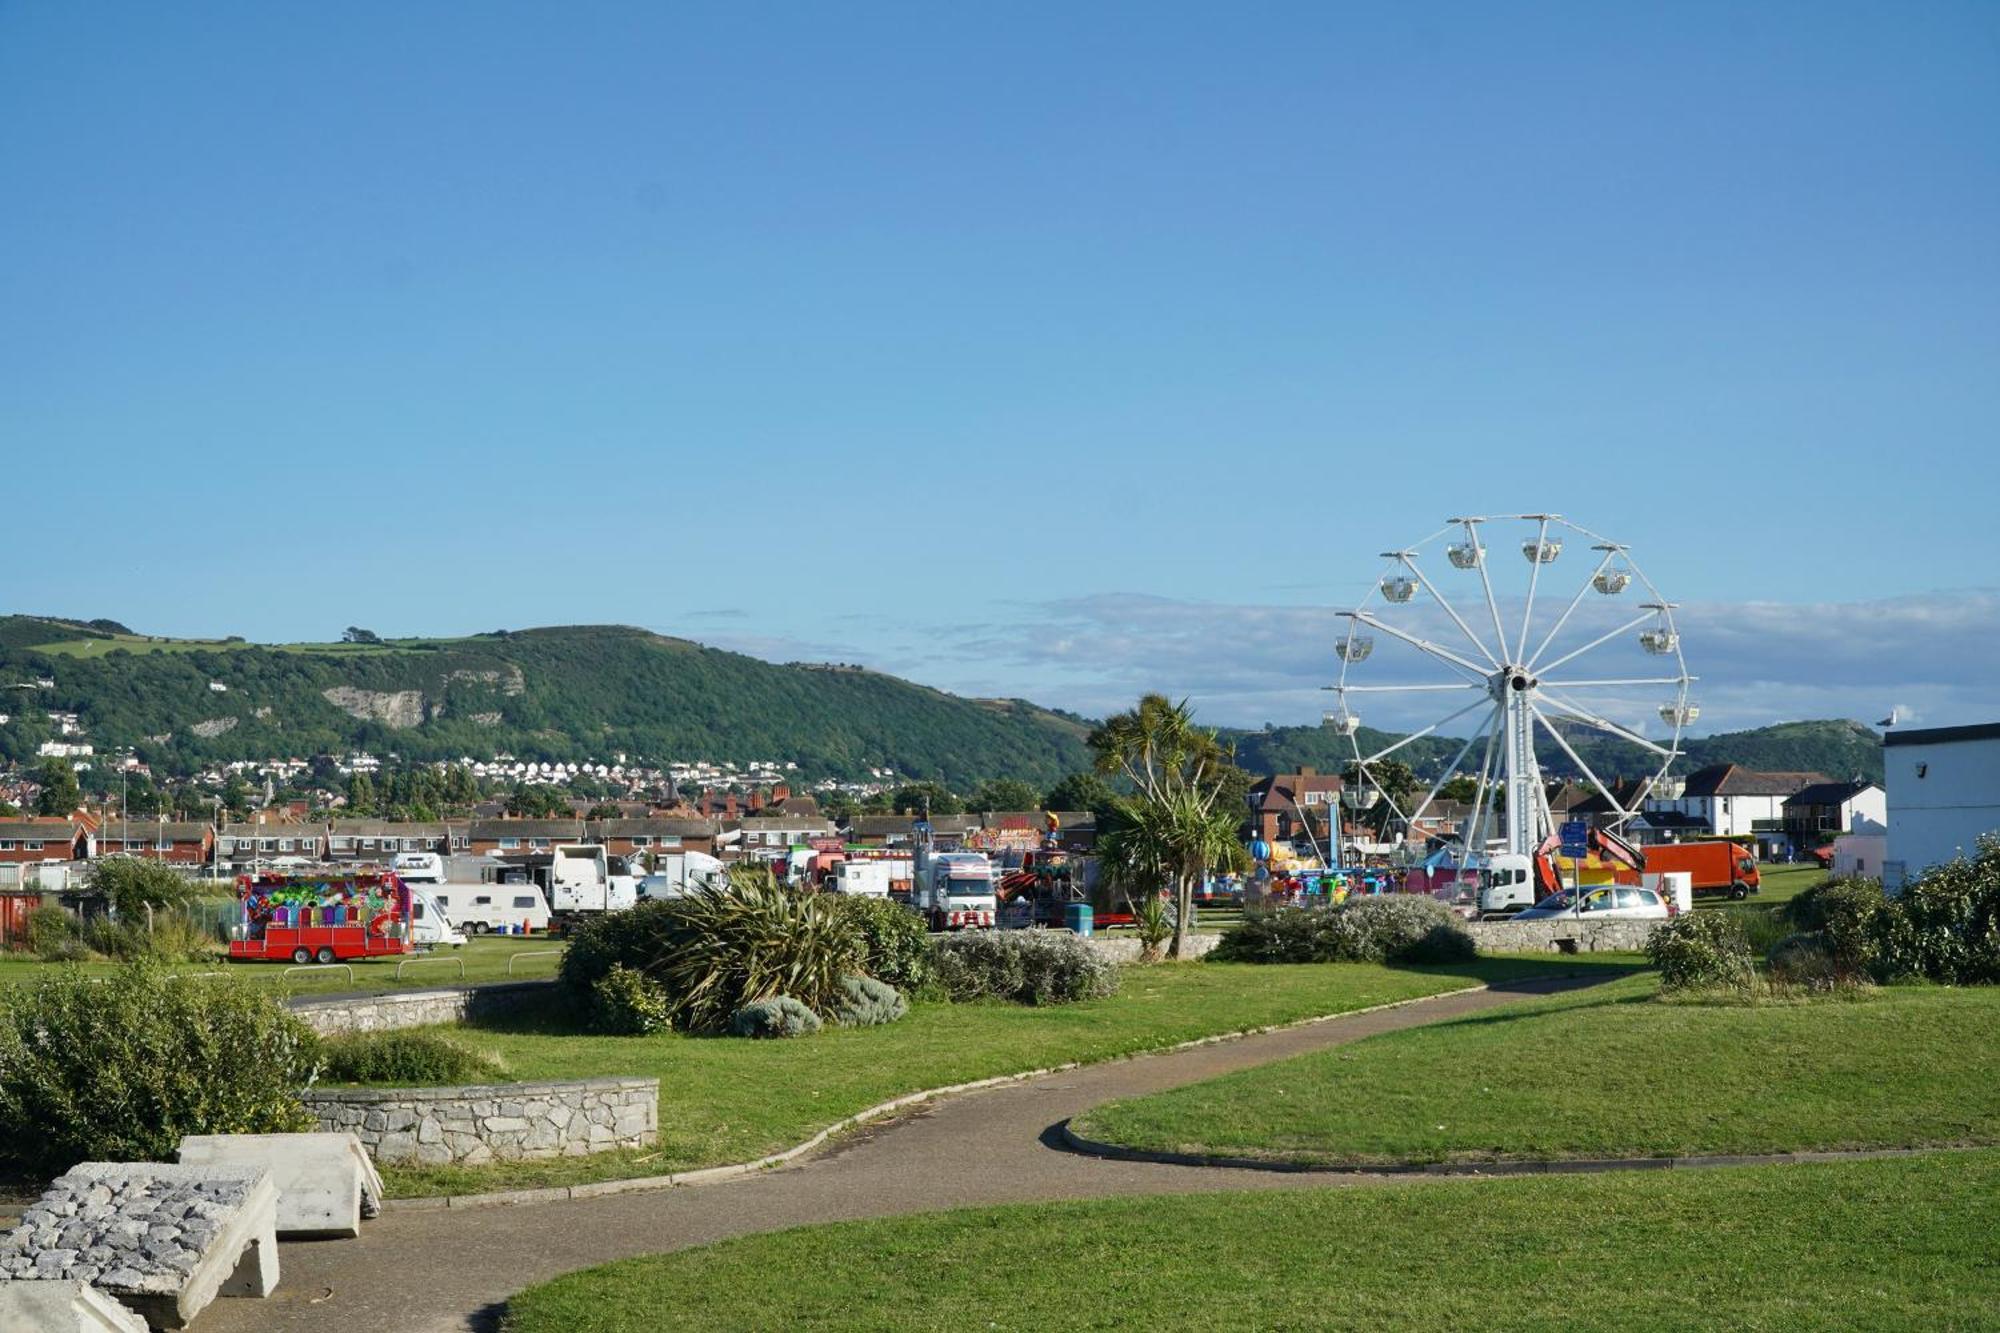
xmin=1635 ymin=842 xmax=1761 ymax=899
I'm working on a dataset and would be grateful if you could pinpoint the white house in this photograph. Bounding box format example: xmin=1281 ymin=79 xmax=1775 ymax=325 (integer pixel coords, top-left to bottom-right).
xmin=1780 ymin=780 xmax=1886 ymax=858
xmin=1641 ymin=764 xmax=1831 ymax=849
xmin=1882 ymin=722 xmax=2000 ymax=892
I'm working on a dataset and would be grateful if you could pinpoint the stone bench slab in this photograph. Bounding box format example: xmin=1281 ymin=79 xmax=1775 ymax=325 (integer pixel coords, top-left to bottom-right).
xmin=0 ymin=1163 xmax=279 ymax=1330
xmin=178 ymin=1133 xmax=383 ymax=1238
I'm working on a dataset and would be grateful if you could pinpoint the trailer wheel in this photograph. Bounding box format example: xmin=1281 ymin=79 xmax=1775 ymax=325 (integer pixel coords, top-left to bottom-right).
xmin=1729 ymin=881 xmax=1750 ymax=900
xmin=315 ymin=946 xmax=337 ymax=964
xmin=291 ymin=947 xmax=311 ymax=965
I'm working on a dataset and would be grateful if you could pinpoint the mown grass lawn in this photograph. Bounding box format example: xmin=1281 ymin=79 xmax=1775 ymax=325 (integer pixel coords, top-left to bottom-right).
xmin=373 ymin=954 xmax=1639 ymax=1197
xmin=1695 ymin=860 xmax=1821 ymax=910
xmin=0 ymin=935 xmax=566 ymax=996
xmin=502 ymin=1150 xmax=2000 ymax=1332
xmin=1074 ymin=976 xmax=2000 ymax=1165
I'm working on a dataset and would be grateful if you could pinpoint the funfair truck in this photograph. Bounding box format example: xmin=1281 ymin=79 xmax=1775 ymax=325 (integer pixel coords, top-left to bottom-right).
xmin=228 ymin=870 xmax=413 ymax=964
xmin=909 ymin=821 xmax=996 ymax=929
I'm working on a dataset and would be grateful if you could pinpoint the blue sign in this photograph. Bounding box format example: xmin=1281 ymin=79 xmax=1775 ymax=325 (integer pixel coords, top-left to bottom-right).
xmin=1561 ymin=820 xmax=1590 ymax=844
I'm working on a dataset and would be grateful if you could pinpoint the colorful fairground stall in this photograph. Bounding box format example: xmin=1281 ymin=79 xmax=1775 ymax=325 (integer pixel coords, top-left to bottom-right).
xmin=227 ymin=870 xmax=413 ymax=964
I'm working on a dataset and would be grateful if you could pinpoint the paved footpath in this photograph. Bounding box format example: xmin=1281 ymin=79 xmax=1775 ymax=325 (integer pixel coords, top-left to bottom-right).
xmin=206 ymin=974 xmax=1602 ymax=1333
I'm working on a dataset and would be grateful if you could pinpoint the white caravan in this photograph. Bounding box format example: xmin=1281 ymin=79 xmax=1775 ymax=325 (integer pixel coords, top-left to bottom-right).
xmin=638 ymin=850 xmax=727 ymax=900
xmin=408 ymin=890 xmax=467 ymax=948
xmin=428 ymin=882 xmax=553 ymax=935
xmin=832 ymin=861 xmax=894 ymax=899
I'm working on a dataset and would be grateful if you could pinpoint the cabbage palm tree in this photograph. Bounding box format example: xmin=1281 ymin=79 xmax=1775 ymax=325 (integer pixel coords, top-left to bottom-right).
xmin=1090 ymin=695 xmax=1242 ymax=958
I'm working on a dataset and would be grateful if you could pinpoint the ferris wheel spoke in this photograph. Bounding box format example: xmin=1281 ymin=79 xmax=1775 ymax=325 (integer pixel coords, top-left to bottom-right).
xmin=1525 ymin=545 xmax=1619 ymax=667
xmin=1401 ymin=702 xmax=1501 ymax=833
xmin=1542 ymin=677 xmax=1696 ymax=688
xmin=1537 ymin=688 xmax=1675 ymax=758
xmin=1515 ymin=515 xmax=1552 ymax=665
xmin=1530 ymin=607 xmax=1658 ymax=676
xmin=1460 ymin=704 xmax=1506 ymax=861
xmin=1529 ymin=704 xmax=1634 ymax=821
xmin=1345 ymin=611 xmax=1490 ymax=679
xmin=1354 ymin=694 xmax=1493 ymax=767
xmin=1395 ymin=555 xmax=1502 ymax=668
xmin=1333 ymin=683 xmax=1487 ymax=693
xmin=1459 ymin=518 xmax=1514 ymax=662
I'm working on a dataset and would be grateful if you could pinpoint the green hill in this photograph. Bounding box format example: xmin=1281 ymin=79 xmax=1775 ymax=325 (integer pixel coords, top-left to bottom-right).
xmin=1222 ymin=717 xmax=1883 ymax=786
xmin=0 ymin=619 xmax=1091 ymax=785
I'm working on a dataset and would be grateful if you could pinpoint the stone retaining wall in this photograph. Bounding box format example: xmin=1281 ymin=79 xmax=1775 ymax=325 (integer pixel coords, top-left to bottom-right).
xmin=1464 ymin=918 xmax=1661 ymax=953
xmin=287 ymin=980 xmax=557 ymax=1037
xmin=1084 ymin=933 xmax=1223 ymax=963
xmin=302 ymin=1078 xmax=656 ymax=1166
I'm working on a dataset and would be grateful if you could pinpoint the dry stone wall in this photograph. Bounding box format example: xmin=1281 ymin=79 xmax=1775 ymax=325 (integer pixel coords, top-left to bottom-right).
xmin=1463 ymin=918 xmax=1661 ymax=953
xmin=302 ymin=1078 xmax=656 ymax=1166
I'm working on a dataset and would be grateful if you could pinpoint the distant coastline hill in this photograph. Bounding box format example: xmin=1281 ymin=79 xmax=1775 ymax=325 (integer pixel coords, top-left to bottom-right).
xmin=0 ymin=618 xmax=1091 ymax=784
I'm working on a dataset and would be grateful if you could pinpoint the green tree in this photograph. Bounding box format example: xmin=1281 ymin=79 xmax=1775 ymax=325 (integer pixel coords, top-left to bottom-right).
xmin=1042 ymin=771 xmax=1118 ymax=817
xmin=506 ymin=783 xmax=571 ymax=818
xmin=87 ymin=856 xmax=197 ymax=916
xmin=221 ymin=773 xmax=252 ymax=820
xmin=1438 ymin=775 xmax=1480 ymax=803
xmin=886 ymin=782 xmax=963 ymax=816
xmin=1343 ymin=758 xmax=1421 ymax=837
xmin=344 ymin=772 xmax=375 ymax=816
xmin=968 ymin=778 xmax=1042 ymax=813
xmin=33 ymin=758 xmax=82 ymax=816
xmin=341 ymin=627 xmax=382 ymax=644
xmin=1090 ymin=695 xmax=1243 ymax=960
xmin=585 ymin=802 xmax=624 ymax=820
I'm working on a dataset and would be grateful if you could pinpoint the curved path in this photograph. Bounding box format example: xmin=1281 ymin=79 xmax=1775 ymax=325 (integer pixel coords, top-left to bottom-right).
xmin=205 ymin=974 xmax=1602 ymax=1333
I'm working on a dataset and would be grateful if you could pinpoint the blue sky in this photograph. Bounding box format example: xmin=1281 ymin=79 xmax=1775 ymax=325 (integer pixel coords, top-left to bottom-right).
xmin=4 ymin=2 xmax=1996 ymax=733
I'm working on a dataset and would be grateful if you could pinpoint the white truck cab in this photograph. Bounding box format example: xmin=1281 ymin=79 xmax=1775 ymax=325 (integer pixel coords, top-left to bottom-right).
xmin=1477 ymin=853 xmax=1538 ymax=916
xmin=915 ymin=850 xmax=997 ymax=930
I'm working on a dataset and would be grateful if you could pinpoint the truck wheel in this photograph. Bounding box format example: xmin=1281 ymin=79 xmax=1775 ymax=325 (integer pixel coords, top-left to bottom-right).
xmin=291 ymin=947 xmax=311 ymax=965
xmin=1729 ymin=881 xmax=1750 ymax=900
xmin=468 ymin=921 xmax=486 ymax=935
xmin=315 ymin=946 xmax=337 ymax=964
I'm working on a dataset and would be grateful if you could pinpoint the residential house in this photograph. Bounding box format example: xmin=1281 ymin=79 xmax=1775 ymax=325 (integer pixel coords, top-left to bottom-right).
xmin=1640 ymin=765 xmax=1831 ymax=853
xmin=0 ymin=818 xmax=88 ymax=865
xmin=467 ymin=819 xmax=586 ymax=855
xmin=730 ymin=814 xmax=838 ymax=850
xmin=216 ymin=822 xmax=326 ymax=867
xmin=324 ymin=820 xmax=451 ymax=863
xmin=587 ymin=817 xmax=720 ymax=858
xmin=1247 ymin=767 xmax=1344 ymax=848
xmin=95 ymin=820 xmax=214 ymax=866
xmin=1882 ymin=721 xmax=2000 ymax=892
xmin=1780 ymin=781 xmax=1886 ymax=859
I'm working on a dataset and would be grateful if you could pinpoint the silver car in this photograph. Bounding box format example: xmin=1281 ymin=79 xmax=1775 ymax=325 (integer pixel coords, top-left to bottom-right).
xmin=1513 ymin=884 xmax=1669 ymax=921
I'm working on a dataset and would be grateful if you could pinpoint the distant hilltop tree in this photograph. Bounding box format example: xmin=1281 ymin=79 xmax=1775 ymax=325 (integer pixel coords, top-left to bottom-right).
xmin=342 ymin=627 xmax=382 ymax=644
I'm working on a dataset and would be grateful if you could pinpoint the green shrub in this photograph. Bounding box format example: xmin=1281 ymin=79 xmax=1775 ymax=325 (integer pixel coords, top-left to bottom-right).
xmin=833 ymin=895 xmax=937 ymax=995
xmin=78 ymin=909 xmax=218 ymax=963
xmin=1784 ymin=875 xmax=1884 ymax=969
xmin=589 ymin=963 xmax=672 ymax=1035
xmin=1870 ymin=838 xmax=2000 ymax=984
xmin=561 ymin=878 xmax=862 ymax=1034
xmin=0 ymin=960 xmax=319 ymax=1175
xmin=24 ymin=904 xmax=76 ymax=960
xmin=831 ymin=974 xmax=908 ymax=1028
xmin=317 ymin=1029 xmax=504 ymax=1085
xmin=934 ymin=930 xmax=1119 ymax=1005
xmin=1646 ymin=911 xmax=1754 ymax=992
xmin=1212 ymin=895 xmax=1475 ymax=965
xmin=85 ymin=856 xmax=196 ymax=916
xmin=730 ymin=996 xmax=823 ymax=1038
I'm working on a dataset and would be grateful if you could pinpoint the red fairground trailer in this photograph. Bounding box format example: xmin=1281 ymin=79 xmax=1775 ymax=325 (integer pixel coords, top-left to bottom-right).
xmin=227 ymin=870 xmax=413 ymax=965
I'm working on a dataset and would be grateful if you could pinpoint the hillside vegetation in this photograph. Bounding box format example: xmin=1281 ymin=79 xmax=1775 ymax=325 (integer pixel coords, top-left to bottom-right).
xmin=0 ymin=619 xmax=1090 ymax=783
xmin=1226 ymin=716 xmax=1883 ymax=785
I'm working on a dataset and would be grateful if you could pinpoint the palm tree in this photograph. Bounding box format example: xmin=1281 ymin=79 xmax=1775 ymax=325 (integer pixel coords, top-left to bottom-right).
xmin=1089 ymin=695 xmax=1242 ymax=959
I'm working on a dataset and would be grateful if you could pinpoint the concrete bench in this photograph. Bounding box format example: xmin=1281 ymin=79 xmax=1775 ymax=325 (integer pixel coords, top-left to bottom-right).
xmin=0 ymin=1163 xmax=279 ymax=1330
xmin=178 ymin=1133 xmax=383 ymax=1238
xmin=0 ymin=1278 xmax=148 ymax=1331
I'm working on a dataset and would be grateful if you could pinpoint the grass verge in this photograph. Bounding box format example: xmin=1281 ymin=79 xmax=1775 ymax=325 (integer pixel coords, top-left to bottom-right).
xmin=0 ymin=935 xmax=566 ymax=996
xmin=502 ymin=1150 xmax=2000 ymax=1331
xmin=1073 ymin=975 xmax=2000 ymax=1165
xmin=374 ymin=954 xmax=1640 ymax=1197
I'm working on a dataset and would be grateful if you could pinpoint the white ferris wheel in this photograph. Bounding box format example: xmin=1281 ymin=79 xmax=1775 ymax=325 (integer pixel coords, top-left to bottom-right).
xmin=1327 ymin=513 xmax=1696 ymax=864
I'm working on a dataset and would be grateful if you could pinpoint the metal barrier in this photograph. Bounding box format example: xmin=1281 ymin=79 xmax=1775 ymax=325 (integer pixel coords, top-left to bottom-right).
xmin=395 ymin=955 xmax=465 ymax=982
xmin=507 ymin=949 xmax=563 ymax=977
xmin=281 ymin=963 xmax=355 ymax=985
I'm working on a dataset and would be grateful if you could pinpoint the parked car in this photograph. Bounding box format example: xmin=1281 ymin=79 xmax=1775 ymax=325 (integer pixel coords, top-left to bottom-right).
xmin=1513 ymin=885 xmax=1669 ymax=922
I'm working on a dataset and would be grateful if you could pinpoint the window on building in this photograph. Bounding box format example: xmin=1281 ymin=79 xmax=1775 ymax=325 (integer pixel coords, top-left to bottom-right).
xmin=530 ymin=838 xmax=551 ymax=849
xmin=498 ymin=838 xmax=520 ymax=850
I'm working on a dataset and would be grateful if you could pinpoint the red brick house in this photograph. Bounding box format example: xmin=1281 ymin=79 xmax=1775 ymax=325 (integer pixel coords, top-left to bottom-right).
xmin=0 ymin=817 xmax=88 ymax=864
xmin=1248 ymin=767 xmax=1344 ymax=845
xmin=586 ymin=817 xmax=720 ymax=858
xmin=95 ymin=820 xmax=215 ymax=865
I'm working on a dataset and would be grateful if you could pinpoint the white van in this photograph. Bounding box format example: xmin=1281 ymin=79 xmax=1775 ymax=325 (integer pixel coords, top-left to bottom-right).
xmin=429 ymin=884 xmax=553 ymax=936
xmin=393 ymin=852 xmax=447 ymax=885
xmin=409 ymin=890 xmax=467 ymax=949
